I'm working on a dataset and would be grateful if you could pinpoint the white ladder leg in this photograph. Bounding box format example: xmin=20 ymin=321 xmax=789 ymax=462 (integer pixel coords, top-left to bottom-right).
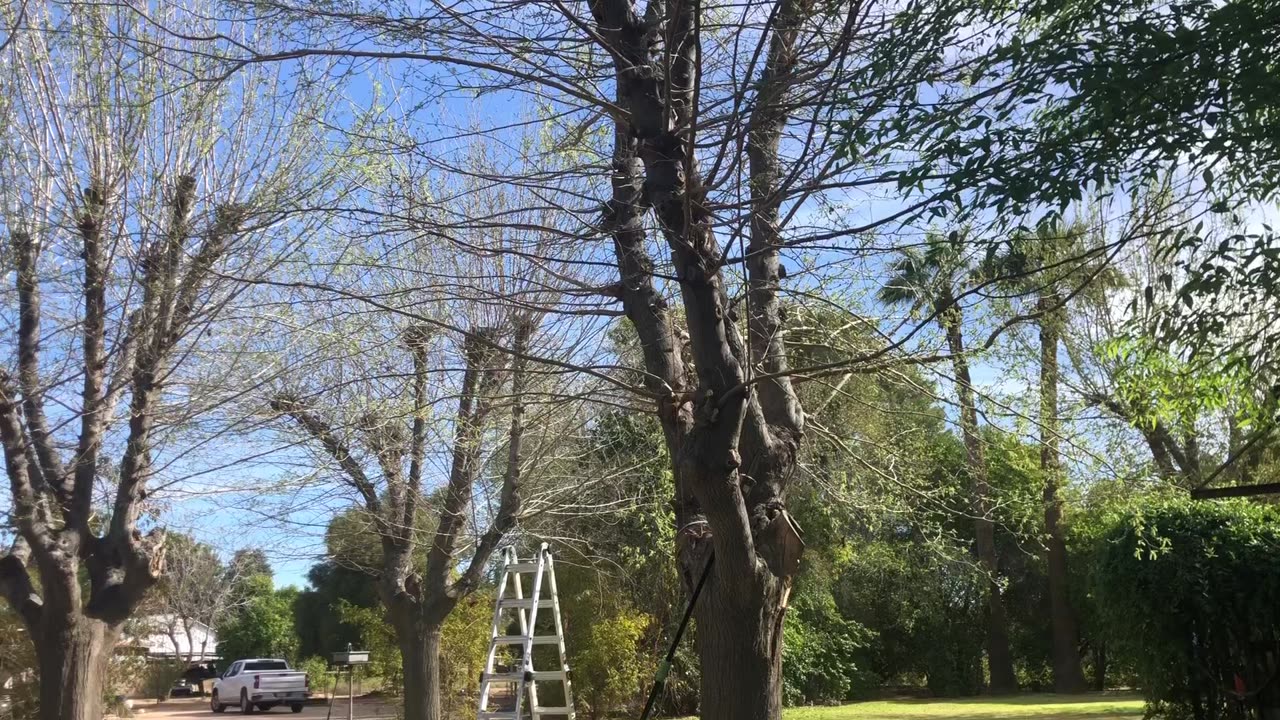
xmin=479 ymin=548 xmax=514 ymax=714
xmin=525 ymin=545 xmax=547 ymax=720
xmin=545 ymin=550 xmax=577 ymax=720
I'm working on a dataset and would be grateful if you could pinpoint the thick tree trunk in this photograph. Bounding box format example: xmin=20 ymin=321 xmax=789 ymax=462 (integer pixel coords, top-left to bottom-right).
xmin=695 ymin=575 xmax=785 ymax=720
xmin=399 ymin=618 xmax=444 ymax=720
xmin=943 ymin=317 xmax=1017 ymax=694
xmin=589 ymin=0 xmax=805 ymax=715
xmin=1045 ymin=530 xmax=1085 ymax=692
xmin=1092 ymin=642 xmax=1107 ymax=691
xmin=1039 ymin=295 xmax=1088 ymax=694
xmin=977 ymin=526 xmax=1017 ymax=695
xmin=37 ymin=613 xmax=115 ymax=720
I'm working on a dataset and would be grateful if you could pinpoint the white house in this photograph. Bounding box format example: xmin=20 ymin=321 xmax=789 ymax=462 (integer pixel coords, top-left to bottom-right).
xmin=126 ymin=615 xmax=220 ymax=662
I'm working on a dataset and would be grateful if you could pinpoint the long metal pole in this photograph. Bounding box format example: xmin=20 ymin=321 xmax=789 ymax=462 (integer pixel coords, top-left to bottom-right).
xmin=638 ymin=552 xmax=715 ymax=720
xmin=348 ymin=667 xmax=354 ymax=720
xmin=325 ymin=672 xmax=339 ymax=720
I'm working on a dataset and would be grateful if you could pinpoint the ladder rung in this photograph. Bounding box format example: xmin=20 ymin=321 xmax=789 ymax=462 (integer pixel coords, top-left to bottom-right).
xmin=484 ymin=670 xmax=567 ymax=682
xmin=490 ymin=635 xmax=559 ymax=645
xmin=479 ymin=714 xmax=519 ymax=720
xmin=505 ymin=562 xmax=540 ymax=572
xmin=499 ymin=598 xmax=554 ymax=609
xmin=534 ymin=707 xmax=573 ymax=714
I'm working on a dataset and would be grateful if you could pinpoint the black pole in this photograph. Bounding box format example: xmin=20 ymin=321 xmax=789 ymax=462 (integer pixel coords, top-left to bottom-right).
xmin=639 ymin=552 xmax=715 ymax=720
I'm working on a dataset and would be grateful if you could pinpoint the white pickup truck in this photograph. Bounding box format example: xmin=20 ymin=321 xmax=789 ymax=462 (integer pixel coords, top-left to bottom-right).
xmin=210 ymin=659 xmax=309 ymax=714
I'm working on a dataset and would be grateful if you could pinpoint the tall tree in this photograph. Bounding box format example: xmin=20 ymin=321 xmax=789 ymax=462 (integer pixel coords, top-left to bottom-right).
xmin=0 ymin=4 xmax=332 ymax=718
xmin=879 ymin=236 xmax=1018 ymax=693
xmin=215 ymin=0 xmax=1003 ymax=714
xmin=982 ymin=224 xmax=1119 ymax=693
xmin=273 ymin=319 xmax=536 ymax=720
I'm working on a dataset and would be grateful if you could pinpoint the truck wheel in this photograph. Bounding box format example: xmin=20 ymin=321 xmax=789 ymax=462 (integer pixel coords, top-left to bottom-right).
xmin=240 ymin=690 xmax=255 ymax=714
xmin=291 ymin=705 xmax=303 ymax=714
xmin=211 ymin=691 xmax=226 ymax=713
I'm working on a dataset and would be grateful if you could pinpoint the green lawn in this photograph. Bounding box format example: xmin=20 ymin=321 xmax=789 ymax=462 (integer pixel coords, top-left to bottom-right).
xmin=679 ymin=693 xmax=1145 ymax=720
xmin=783 ymin=693 xmax=1144 ymax=720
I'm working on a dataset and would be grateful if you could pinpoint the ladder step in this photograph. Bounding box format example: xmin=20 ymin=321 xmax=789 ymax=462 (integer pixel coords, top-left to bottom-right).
xmin=534 ymin=707 xmax=573 ymax=714
xmin=490 ymin=635 xmax=560 ymax=645
xmin=483 ymin=670 xmax=567 ymax=682
xmin=498 ymin=598 xmax=554 ymax=609
xmin=505 ymin=562 xmax=540 ymax=572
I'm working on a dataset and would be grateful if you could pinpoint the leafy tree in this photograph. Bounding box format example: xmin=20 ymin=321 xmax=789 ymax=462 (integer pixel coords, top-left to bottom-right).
xmin=294 ymin=560 xmax=376 ymax=661
xmin=851 ymin=0 xmax=1280 ymax=218
xmin=230 ymin=550 xmax=273 ymax=582
xmin=216 ymin=577 xmax=300 ymax=664
xmin=1074 ymin=243 xmax=1280 ymax=494
xmin=848 ymin=0 xmax=1280 ymax=395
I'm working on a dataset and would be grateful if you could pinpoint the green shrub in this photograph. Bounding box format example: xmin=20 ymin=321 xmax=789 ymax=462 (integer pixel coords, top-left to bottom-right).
xmin=1094 ymin=497 xmax=1280 ymax=720
xmin=297 ymin=656 xmax=333 ymax=696
xmin=335 ymin=600 xmax=401 ymax=693
xmin=782 ymin=613 xmax=864 ymax=706
xmin=572 ymin=609 xmax=651 ymax=719
xmin=0 ymin=608 xmax=40 ymax=720
xmin=440 ymin=592 xmax=494 ymax=720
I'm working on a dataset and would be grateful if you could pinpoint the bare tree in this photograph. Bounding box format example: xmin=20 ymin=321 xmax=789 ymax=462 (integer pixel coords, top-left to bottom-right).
xmin=199 ymin=0 xmax=964 ymax=712
xmin=148 ymin=534 xmax=256 ymax=690
xmin=0 ymin=3 xmax=335 ymax=718
xmin=260 ymin=138 xmax=598 ymax=720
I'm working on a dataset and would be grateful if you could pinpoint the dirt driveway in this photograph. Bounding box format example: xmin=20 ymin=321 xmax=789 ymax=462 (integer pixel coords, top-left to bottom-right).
xmin=129 ymin=696 xmax=401 ymax=720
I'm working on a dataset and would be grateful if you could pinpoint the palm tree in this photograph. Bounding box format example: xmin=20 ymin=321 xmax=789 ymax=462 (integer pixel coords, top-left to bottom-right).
xmin=879 ymin=233 xmax=1019 ymax=694
xmin=982 ymin=222 xmax=1118 ymax=694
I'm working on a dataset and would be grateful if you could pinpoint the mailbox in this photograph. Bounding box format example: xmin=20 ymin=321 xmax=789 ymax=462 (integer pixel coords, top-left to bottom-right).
xmin=332 ymin=649 xmax=370 ymax=666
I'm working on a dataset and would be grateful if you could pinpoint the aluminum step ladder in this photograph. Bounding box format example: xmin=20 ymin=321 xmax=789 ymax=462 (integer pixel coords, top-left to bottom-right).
xmin=478 ymin=543 xmax=576 ymax=720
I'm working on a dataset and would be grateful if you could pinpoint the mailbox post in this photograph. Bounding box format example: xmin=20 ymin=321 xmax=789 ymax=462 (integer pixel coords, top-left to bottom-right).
xmin=328 ymin=644 xmax=371 ymax=720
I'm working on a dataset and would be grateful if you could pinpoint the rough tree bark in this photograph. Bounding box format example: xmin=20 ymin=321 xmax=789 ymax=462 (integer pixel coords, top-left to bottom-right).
xmin=395 ymin=612 xmax=446 ymax=720
xmin=941 ymin=307 xmax=1018 ymax=695
xmin=277 ymin=319 xmax=534 ymax=720
xmin=0 ymin=177 xmax=243 ymax=720
xmin=586 ymin=0 xmax=809 ymax=713
xmin=1038 ymin=292 xmax=1088 ymax=694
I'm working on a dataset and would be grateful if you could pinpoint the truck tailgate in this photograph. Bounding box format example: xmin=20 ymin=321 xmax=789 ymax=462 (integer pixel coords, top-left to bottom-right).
xmin=253 ymin=671 xmax=307 ymax=693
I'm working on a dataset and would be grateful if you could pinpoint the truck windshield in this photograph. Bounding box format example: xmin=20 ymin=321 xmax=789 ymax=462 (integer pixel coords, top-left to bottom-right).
xmin=244 ymin=661 xmax=289 ymax=671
